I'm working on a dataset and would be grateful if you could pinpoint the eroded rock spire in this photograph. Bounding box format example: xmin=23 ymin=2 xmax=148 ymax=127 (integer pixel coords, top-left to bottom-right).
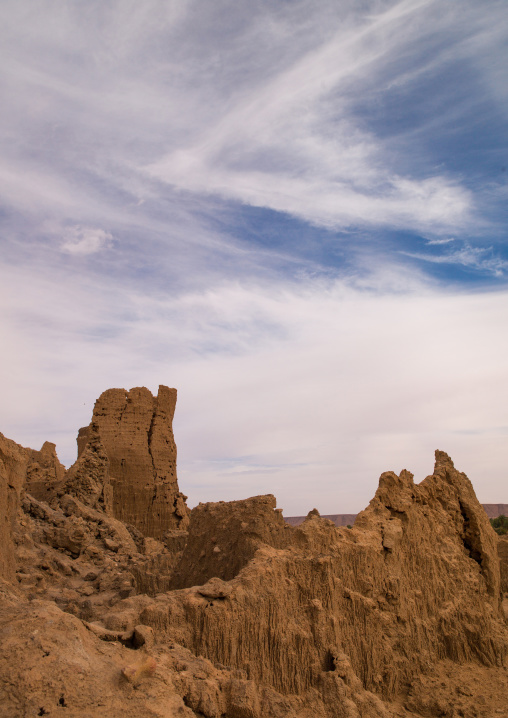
xmin=73 ymin=385 xmax=190 ymax=538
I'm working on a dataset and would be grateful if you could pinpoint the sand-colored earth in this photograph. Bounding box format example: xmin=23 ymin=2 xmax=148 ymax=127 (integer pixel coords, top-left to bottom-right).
xmin=1 ymin=385 xmax=507 ymax=717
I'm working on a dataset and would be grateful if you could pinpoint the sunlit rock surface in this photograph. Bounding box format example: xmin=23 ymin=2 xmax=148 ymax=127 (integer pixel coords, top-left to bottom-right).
xmin=0 ymin=389 xmax=507 ymax=717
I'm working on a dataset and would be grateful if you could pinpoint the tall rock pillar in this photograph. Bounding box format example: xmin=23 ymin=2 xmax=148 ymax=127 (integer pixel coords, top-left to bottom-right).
xmin=0 ymin=433 xmax=29 ymax=581
xmin=76 ymin=385 xmax=190 ymax=538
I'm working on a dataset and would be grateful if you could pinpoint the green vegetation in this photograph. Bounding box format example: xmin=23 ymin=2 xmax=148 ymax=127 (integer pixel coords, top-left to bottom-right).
xmin=490 ymin=515 xmax=508 ymax=535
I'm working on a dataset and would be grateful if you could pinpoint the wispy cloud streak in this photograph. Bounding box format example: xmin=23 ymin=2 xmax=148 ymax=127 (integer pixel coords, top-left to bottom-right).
xmin=404 ymin=243 xmax=508 ymax=276
xmin=1 ymin=0 xmax=506 ymax=241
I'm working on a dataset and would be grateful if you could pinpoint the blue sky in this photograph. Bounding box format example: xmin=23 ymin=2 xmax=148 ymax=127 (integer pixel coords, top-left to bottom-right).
xmin=1 ymin=0 xmax=507 ymax=515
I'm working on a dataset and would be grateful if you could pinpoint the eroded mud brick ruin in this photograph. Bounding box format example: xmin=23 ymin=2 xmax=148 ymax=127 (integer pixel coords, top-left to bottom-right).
xmin=0 ymin=385 xmax=507 ymax=717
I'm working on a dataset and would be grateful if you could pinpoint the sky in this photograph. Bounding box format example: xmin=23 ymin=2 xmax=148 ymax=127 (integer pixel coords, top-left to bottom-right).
xmin=1 ymin=0 xmax=507 ymax=516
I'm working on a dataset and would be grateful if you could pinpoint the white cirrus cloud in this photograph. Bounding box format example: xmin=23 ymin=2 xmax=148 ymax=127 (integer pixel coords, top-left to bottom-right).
xmin=403 ymin=243 xmax=508 ymax=277
xmin=426 ymin=237 xmax=456 ymax=245
xmin=60 ymin=226 xmax=114 ymax=255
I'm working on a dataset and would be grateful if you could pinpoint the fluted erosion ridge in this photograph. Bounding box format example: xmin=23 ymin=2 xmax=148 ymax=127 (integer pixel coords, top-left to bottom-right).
xmin=0 ymin=386 xmax=507 ymax=717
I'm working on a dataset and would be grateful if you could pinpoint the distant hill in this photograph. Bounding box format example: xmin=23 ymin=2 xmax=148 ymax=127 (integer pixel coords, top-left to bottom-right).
xmin=285 ymin=503 xmax=508 ymax=527
xmin=482 ymin=504 xmax=508 ymax=519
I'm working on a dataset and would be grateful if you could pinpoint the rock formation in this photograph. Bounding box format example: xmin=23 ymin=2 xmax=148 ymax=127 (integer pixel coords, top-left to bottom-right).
xmin=125 ymin=453 xmax=506 ymax=705
xmin=61 ymin=422 xmax=114 ymax=513
xmin=0 ymin=432 xmax=29 ymax=582
xmin=0 ymin=389 xmax=507 ymax=717
xmin=76 ymin=385 xmax=190 ymax=538
xmin=499 ymin=535 xmax=508 ymax=593
xmin=24 ymin=441 xmax=66 ymax=503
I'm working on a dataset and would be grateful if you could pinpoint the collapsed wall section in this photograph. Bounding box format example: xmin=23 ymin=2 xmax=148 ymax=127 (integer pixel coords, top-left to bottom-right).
xmin=170 ymin=494 xmax=290 ymax=589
